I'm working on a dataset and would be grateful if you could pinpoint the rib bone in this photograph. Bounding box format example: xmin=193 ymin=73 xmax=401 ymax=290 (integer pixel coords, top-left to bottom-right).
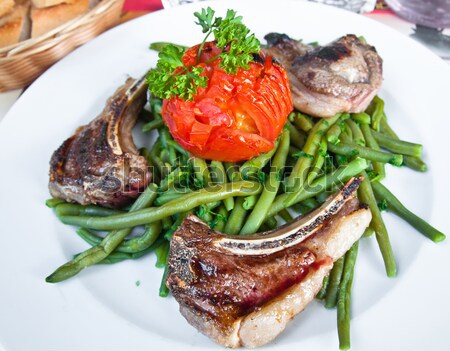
xmin=49 ymin=77 xmax=150 ymax=208
xmin=214 ymin=177 xmax=362 ymax=255
xmin=166 ymin=177 xmax=371 ymax=348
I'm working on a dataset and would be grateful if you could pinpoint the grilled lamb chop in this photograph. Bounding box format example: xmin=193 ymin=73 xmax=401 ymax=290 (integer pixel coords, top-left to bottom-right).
xmin=49 ymin=77 xmax=150 ymax=208
xmin=167 ymin=178 xmax=371 ymax=348
xmin=263 ymin=33 xmax=383 ymax=118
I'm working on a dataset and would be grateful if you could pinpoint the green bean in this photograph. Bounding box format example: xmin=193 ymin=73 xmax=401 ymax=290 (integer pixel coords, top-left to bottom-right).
xmin=306 ymin=138 xmax=327 ymax=185
xmin=379 ymin=115 xmax=427 ymax=171
xmin=149 ymin=139 xmax=167 ymax=177
xmin=139 ymin=106 xmax=153 ymax=122
xmin=46 ymin=184 xmax=159 ymax=283
xmin=403 ymin=156 xmax=427 ymax=172
xmin=210 ymin=161 xmax=234 ymax=211
xmin=316 ymin=275 xmax=329 ymax=300
xmin=86 ymin=237 xmax=166 ymax=264
xmin=371 ymin=130 xmax=423 ymax=158
xmin=58 ymin=181 xmax=262 ymax=231
xmin=279 ymin=208 xmax=293 ymax=222
xmin=195 ymin=202 xmax=220 ymax=226
xmin=123 ymin=222 xmax=162 ymax=252
xmin=371 ymin=182 xmax=445 ymax=243
xmin=267 ymin=158 xmax=368 ymax=218
xmin=285 ymin=120 xmax=306 ymax=149
xmin=139 ymin=147 xmax=160 ymax=184
xmin=363 ymin=226 xmax=374 ymax=237
xmin=158 ymin=127 xmax=169 ymax=147
xmin=159 ymin=128 xmax=178 ymax=167
xmin=189 ymin=157 xmax=211 ymax=188
xmin=159 ymin=264 xmax=170 ymax=297
xmin=223 ymin=197 xmax=247 ymax=235
xmin=342 ymin=121 xmax=352 ymax=141
xmin=158 ymin=167 xmax=188 ymax=192
xmin=155 ymin=241 xmax=170 ymax=268
xmin=337 ymin=241 xmax=359 ymax=350
xmin=351 ymin=112 xmax=371 ymax=125
xmin=149 ymin=42 xmax=187 ymax=52
xmin=300 ymin=197 xmax=320 ymax=211
xmin=45 ymin=198 xmax=66 ymax=208
xmin=142 ymin=119 xmax=164 ymax=132
xmin=209 ymin=160 xmax=227 ymax=184
xmin=167 ymin=139 xmax=190 ymax=157
xmin=164 ymin=211 xmax=191 ymax=240
xmin=263 ymin=216 xmax=278 ymax=230
xmin=161 ymin=216 xmax=173 ymax=230
xmin=76 ymin=228 xmax=101 ymax=247
xmin=345 ymin=119 xmax=365 ymax=146
xmin=243 ymin=195 xmax=258 ymax=210
xmin=367 ymin=96 xmax=384 ymax=131
xmin=239 ymin=138 xmax=280 ymax=180
xmin=154 ymin=188 xmax=192 ymax=206
xmin=128 ymin=184 xmax=159 ymax=211
xmin=212 ymin=205 xmax=228 ymax=232
xmin=149 ymin=96 xmax=162 ymax=114
xmin=326 ymin=123 xmax=343 ymax=145
xmin=360 ymin=124 xmax=386 ymax=181
xmin=286 ymin=114 xmax=341 ymax=193
xmin=328 ymin=142 xmax=403 ymax=166
xmin=325 ymin=256 xmax=345 ymax=309
xmin=290 ymin=111 xmax=314 ymax=132
xmin=240 ymin=130 xmax=290 ymax=234
xmin=224 ymin=162 xmax=241 ymax=182
xmin=55 ymin=204 xmax=124 ymax=217
xmin=160 ymin=149 xmax=171 ymax=165
xmin=316 ymin=190 xmax=335 ymax=204
xmin=379 ymin=112 xmax=396 ymax=136
xmin=204 ymin=201 xmax=221 ymax=212
xmin=358 ymin=172 xmax=396 ymax=277
xmin=197 ymin=205 xmax=213 ymax=223
xmin=76 ymin=223 xmax=161 ymax=253
xmin=292 ymin=197 xmax=321 ymax=215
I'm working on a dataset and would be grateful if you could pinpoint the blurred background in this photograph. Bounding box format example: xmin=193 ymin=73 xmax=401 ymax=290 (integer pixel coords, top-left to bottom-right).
xmin=0 ymin=0 xmax=449 ymax=120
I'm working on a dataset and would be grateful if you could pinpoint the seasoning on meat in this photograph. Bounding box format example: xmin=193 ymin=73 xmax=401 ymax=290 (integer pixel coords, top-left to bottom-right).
xmin=167 ymin=178 xmax=371 ymax=348
xmin=264 ymin=33 xmax=383 ymax=118
xmin=49 ymin=77 xmax=150 ymax=208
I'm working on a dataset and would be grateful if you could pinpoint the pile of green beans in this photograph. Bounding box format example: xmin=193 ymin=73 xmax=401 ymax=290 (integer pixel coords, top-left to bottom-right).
xmin=46 ymin=95 xmax=445 ymax=348
xmin=310 ymin=96 xmax=445 ymax=350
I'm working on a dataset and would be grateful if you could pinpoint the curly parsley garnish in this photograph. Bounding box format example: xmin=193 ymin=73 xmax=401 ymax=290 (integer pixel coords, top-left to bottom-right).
xmin=147 ymin=7 xmax=261 ymax=101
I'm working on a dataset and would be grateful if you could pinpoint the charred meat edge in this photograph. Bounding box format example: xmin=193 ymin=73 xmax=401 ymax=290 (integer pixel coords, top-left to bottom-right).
xmin=167 ymin=178 xmax=372 ymax=348
xmin=48 ymin=77 xmax=150 ymax=208
xmin=214 ymin=176 xmax=362 ymax=255
xmin=263 ymin=33 xmax=383 ymax=118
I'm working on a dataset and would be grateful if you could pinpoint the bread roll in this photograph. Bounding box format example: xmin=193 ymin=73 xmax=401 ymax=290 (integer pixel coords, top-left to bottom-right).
xmin=31 ymin=0 xmax=74 ymax=9
xmin=31 ymin=0 xmax=89 ymax=37
xmin=0 ymin=0 xmax=30 ymax=48
xmin=0 ymin=0 xmax=15 ymax=17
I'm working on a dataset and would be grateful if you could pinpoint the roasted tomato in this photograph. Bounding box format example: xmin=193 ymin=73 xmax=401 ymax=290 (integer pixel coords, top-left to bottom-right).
xmin=161 ymin=41 xmax=293 ymax=162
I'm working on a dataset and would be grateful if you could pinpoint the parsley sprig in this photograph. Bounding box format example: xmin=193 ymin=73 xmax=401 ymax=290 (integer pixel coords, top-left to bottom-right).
xmin=147 ymin=7 xmax=261 ymax=101
xmin=147 ymin=45 xmax=208 ymax=101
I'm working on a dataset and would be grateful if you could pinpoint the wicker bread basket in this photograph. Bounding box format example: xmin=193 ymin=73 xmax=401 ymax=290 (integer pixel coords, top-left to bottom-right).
xmin=0 ymin=0 xmax=124 ymax=92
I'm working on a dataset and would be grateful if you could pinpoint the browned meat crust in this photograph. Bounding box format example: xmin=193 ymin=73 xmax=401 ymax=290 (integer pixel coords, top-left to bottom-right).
xmin=263 ymin=33 xmax=383 ymax=118
xmin=167 ymin=179 xmax=372 ymax=348
xmin=48 ymin=77 xmax=150 ymax=208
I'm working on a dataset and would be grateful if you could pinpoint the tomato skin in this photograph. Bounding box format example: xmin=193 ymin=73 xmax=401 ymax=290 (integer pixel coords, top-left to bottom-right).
xmin=161 ymin=41 xmax=293 ymax=162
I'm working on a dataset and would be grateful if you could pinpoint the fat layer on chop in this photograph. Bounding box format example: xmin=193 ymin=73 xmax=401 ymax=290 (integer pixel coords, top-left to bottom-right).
xmin=263 ymin=33 xmax=383 ymax=118
xmin=166 ymin=178 xmax=372 ymax=348
xmin=48 ymin=77 xmax=151 ymax=208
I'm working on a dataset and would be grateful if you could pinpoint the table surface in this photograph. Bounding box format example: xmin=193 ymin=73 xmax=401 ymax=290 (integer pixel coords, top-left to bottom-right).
xmin=0 ymin=1 xmax=449 ymax=122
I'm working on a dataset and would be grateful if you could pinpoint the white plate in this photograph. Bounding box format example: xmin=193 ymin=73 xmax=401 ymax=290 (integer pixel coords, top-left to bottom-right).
xmin=1 ymin=1 xmax=449 ymax=350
